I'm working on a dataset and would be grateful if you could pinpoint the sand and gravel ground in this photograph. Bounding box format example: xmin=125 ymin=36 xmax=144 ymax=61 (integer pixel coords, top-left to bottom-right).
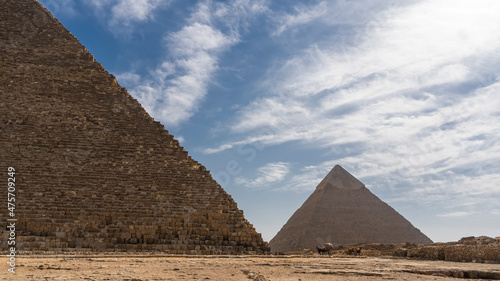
xmin=2 ymin=255 xmax=500 ymax=280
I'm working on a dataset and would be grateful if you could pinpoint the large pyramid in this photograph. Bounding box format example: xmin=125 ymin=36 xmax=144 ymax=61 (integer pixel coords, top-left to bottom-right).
xmin=269 ymin=165 xmax=432 ymax=252
xmin=0 ymin=0 xmax=268 ymax=254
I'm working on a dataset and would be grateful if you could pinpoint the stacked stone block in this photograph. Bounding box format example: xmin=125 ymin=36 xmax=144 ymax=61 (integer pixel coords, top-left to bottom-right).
xmin=405 ymin=236 xmax=500 ymax=263
xmin=0 ymin=0 xmax=269 ymax=254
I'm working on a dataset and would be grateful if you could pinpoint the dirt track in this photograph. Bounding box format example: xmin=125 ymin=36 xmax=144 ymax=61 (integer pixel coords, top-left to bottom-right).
xmin=2 ymin=255 xmax=500 ymax=280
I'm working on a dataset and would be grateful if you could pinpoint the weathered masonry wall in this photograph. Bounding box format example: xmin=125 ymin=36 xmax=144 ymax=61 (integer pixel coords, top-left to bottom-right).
xmin=0 ymin=0 xmax=269 ymax=254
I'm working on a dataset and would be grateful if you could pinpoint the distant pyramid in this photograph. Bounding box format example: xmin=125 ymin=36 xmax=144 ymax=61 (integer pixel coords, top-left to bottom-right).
xmin=0 ymin=0 xmax=268 ymax=254
xmin=269 ymin=165 xmax=432 ymax=252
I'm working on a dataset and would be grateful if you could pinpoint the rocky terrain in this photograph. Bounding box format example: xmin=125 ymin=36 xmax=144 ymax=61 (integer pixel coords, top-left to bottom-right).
xmin=405 ymin=236 xmax=500 ymax=263
xmin=2 ymin=254 xmax=500 ymax=281
xmin=2 ymin=237 xmax=499 ymax=280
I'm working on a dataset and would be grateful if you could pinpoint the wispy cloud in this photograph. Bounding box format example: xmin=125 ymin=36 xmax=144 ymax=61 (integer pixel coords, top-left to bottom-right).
xmin=271 ymin=0 xmax=416 ymax=37
xmin=110 ymin=0 xmax=168 ymax=27
xmin=176 ymin=135 xmax=185 ymax=144
xmin=39 ymin=0 xmax=77 ymax=17
xmin=85 ymin=0 xmax=171 ymax=34
xmin=118 ymin=0 xmax=268 ymax=127
xmin=206 ymin=0 xmax=500 ymax=210
xmin=131 ymin=21 xmax=237 ymax=126
xmin=283 ymin=161 xmax=335 ymax=191
xmin=272 ymin=1 xmax=328 ymax=36
xmin=438 ymin=211 xmax=475 ymax=218
xmin=235 ymin=162 xmax=290 ymax=189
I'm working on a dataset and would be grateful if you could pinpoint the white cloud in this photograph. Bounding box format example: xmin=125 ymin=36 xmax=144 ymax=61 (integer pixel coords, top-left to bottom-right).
xmin=272 ymin=1 xmax=328 ymax=36
xmin=131 ymin=22 xmax=237 ymax=126
xmin=272 ymin=0 xmax=416 ymax=37
xmin=119 ymin=0 xmax=268 ymax=127
xmin=235 ymin=162 xmax=290 ymax=189
xmin=110 ymin=0 xmax=166 ymax=27
xmin=87 ymin=0 xmax=115 ymax=9
xmin=206 ymin=0 xmax=500 ymax=211
xmin=85 ymin=0 xmax=171 ymax=34
xmin=169 ymin=23 xmax=236 ymax=56
xmin=40 ymin=0 xmax=77 ymax=16
xmin=211 ymin=0 xmax=500 ymax=151
xmin=283 ymin=161 xmax=335 ymax=191
xmin=438 ymin=211 xmax=475 ymax=218
xmin=115 ymin=72 xmax=141 ymax=87
xmin=176 ymin=135 xmax=185 ymax=144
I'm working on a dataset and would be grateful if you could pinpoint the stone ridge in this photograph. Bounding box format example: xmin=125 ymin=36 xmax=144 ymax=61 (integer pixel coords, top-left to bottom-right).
xmin=316 ymin=165 xmax=365 ymax=190
xmin=0 ymin=0 xmax=268 ymax=254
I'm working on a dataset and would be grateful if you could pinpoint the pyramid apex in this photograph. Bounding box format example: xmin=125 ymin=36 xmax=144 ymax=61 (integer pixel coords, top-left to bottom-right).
xmin=317 ymin=164 xmax=365 ymax=190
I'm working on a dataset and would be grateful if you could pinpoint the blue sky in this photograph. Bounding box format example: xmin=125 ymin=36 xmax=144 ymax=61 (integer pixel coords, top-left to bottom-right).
xmin=40 ymin=0 xmax=500 ymax=243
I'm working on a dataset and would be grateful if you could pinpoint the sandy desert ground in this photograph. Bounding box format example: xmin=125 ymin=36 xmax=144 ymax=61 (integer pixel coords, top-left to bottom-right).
xmin=2 ymin=255 xmax=500 ymax=281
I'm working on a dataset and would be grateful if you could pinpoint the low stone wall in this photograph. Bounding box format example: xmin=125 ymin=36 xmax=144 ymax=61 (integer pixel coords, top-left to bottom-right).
xmin=298 ymin=236 xmax=500 ymax=263
xmin=407 ymin=244 xmax=500 ymax=263
xmin=404 ymin=236 xmax=500 ymax=263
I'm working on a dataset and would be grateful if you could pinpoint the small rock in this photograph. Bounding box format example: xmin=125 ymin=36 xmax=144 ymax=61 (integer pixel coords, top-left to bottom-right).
xmin=254 ymin=275 xmax=268 ymax=281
